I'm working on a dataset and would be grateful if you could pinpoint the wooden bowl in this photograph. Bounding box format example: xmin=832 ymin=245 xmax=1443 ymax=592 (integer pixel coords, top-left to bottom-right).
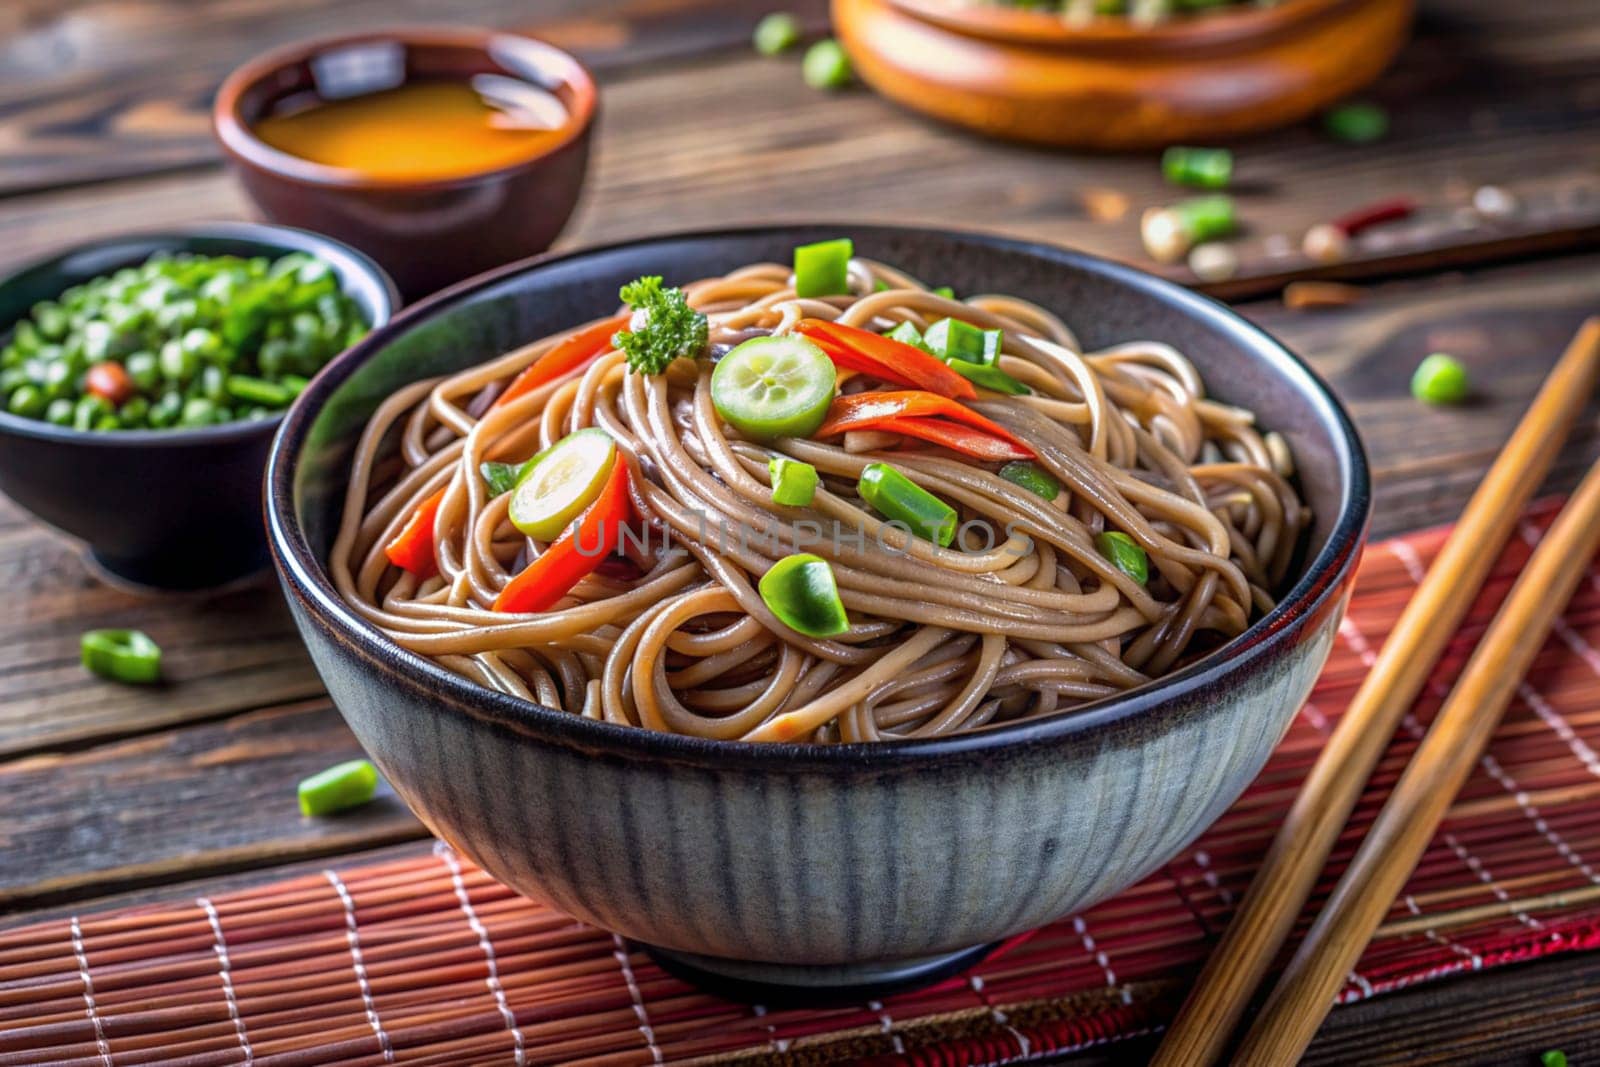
xmin=832 ymin=0 xmax=1414 ymax=148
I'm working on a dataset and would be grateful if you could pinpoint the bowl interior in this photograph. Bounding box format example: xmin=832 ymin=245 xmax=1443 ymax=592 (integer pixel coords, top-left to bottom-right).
xmin=0 ymin=222 xmax=397 ymax=444
xmin=277 ymin=225 xmax=1366 ymax=750
xmin=218 ymin=29 xmax=597 ymax=189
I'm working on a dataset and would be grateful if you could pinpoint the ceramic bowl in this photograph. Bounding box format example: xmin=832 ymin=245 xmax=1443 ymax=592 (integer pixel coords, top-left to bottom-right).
xmin=214 ymin=28 xmax=597 ymax=302
xmin=834 ymin=0 xmax=1414 ymax=147
xmin=0 ymin=223 xmax=396 ymax=591
xmin=266 ymin=225 xmax=1369 ymax=995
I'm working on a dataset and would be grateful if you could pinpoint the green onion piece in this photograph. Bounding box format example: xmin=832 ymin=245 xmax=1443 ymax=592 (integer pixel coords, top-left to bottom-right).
xmin=932 ymin=286 xmax=955 ymax=299
xmin=885 ymin=321 xmax=933 ymax=353
xmin=481 ymin=461 xmax=523 ymax=496
xmin=759 ymin=553 xmax=850 ymax=638
xmin=1161 ymin=146 xmax=1233 ymax=189
xmin=1095 ymin=530 xmax=1149 ymax=584
xmin=1323 ymin=102 xmax=1389 ymax=144
xmin=81 ymin=628 xmax=162 ymax=684
xmin=769 ymin=456 xmax=820 ymax=506
xmin=924 ymin=318 xmax=1002 ymax=365
xmin=753 ymin=12 xmax=802 ymax=55
xmin=802 ymin=38 xmax=852 ymax=91
xmin=999 ymin=461 xmax=1060 ymax=500
xmin=1541 ymin=1052 xmax=1568 ymax=1067
xmin=1172 ymin=196 xmax=1236 ymax=244
xmin=1411 ymin=352 xmax=1470 ymax=405
xmin=793 ymin=238 xmax=853 ymax=298
xmin=858 ymin=462 xmax=957 ymax=547
xmin=225 ymin=374 xmax=291 ymax=407
xmin=873 ymin=279 xmax=891 ymax=293
xmin=948 ymin=359 xmax=1029 ymax=395
xmin=297 ymin=759 xmax=380 ymax=817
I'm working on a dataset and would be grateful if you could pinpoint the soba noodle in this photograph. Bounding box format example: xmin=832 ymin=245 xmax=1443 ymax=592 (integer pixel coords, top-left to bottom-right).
xmin=331 ymin=256 xmax=1307 ymax=743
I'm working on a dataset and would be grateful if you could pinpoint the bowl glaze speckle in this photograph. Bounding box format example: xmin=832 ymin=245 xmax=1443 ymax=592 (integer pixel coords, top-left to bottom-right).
xmin=214 ymin=28 xmax=597 ymax=302
xmin=0 ymin=222 xmax=395 ymax=591
xmin=266 ymin=225 xmax=1369 ymax=993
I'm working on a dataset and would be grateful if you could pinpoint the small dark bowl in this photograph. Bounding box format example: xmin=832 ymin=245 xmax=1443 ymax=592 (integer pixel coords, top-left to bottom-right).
xmin=267 ymin=225 xmax=1369 ymax=994
xmin=214 ymin=28 xmax=598 ymax=302
xmin=0 ymin=223 xmax=396 ymax=591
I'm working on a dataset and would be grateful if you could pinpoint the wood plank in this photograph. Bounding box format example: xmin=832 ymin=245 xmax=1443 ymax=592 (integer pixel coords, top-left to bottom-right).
xmin=0 ymin=0 xmax=1595 ymax=295
xmin=0 ymin=701 xmax=423 ymax=915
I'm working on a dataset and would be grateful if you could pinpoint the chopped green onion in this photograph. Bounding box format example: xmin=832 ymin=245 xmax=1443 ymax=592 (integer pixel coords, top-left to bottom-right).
xmin=225 ymin=374 xmax=291 ymax=407
xmin=1095 ymin=530 xmax=1149 ymax=584
xmin=858 ymin=462 xmax=957 ymax=547
xmin=1541 ymin=1052 xmax=1567 ymax=1067
xmin=1323 ymin=102 xmax=1389 ymax=144
xmin=297 ymin=759 xmax=380 ymax=817
xmin=759 ymin=553 xmax=850 ymax=638
xmin=885 ymin=321 xmax=933 ymax=352
xmin=769 ymin=456 xmax=820 ymax=506
xmin=753 ymin=12 xmax=802 ymax=55
xmin=711 ymin=335 xmax=837 ymax=441
xmin=481 ymin=460 xmax=524 ymax=496
xmin=931 ymin=286 xmax=955 ymax=299
xmin=793 ymin=238 xmax=853 ymax=298
xmin=1411 ymin=352 xmax=1470 ymax=405
xmin=802 ymin=38 xmax=852 ymax=91
xmin=1171 ymin=196 xmax=1236 ymax=244
xmin=81 ymin=628 xmax=162 ymax=684
xmin=999 ymin=461 xmax=1060 ymax=500
xmin=1161 ymin=146 xmax=1233 ymax=189
xmin=948 ymin=359 xmax=1029 ymax=395
xmin=924 ymin=318 xmax=1002 ymax=365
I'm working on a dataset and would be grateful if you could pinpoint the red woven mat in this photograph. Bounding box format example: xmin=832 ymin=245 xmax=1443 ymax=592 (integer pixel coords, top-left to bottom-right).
xmin=5 ymin=500 xmax=1600 ymax=1066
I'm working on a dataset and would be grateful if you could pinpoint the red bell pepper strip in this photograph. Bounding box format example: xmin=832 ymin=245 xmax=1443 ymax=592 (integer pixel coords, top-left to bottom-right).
xmin=815 ymin=391 xmax=1029 ymax=447
xmin=794 ymin=319 xmax=976 ymax=400
xmin=843 ymin=416 xmax=1033 ymax=460
xmin=492 ymin=313 xmax=630 ymax=410
xmin=385 ymin=487 xmax=446 ymax=579
xmin=493 ymin=460 xmax=635 ymax=614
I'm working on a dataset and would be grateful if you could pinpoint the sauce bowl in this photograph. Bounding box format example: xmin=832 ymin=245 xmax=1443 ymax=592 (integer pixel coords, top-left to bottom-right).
xmin=214 ymin=29 xmax=597 ymax=302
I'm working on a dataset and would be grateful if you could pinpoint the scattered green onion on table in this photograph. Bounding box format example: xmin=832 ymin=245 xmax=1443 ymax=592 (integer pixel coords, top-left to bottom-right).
xmin=1 ymin=251 xmax=366 ymax=430
xmin=80 ymin=629 xmax=162 ymax=684
xmin=752 ymin=12 xmax=802 ymax=55
xmin=297 ymin=759 xmax=380 ymax=817
xmin=802 ymin=38 xmax=852 ymax=91
xmin=1162 ymin=146 xmax=1233 ymax=189
xmin=1412 ymin=352 xmax=1470 ymax=405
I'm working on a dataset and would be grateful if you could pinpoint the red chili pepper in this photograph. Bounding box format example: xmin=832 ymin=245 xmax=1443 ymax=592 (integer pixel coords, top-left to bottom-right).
xmin=851 ymin=415 xmax=1033 ymax=460
xmin=794 ymin=319 xmax=977 ymax=400
xmin=493 ymin=313 xmax=630 ymax=410
xmin=1331 ymin=196 xmax=1416 ymax=237
xmin=494 ymin=460 xmax=635 ymax=614
xmin=385 ymin=487 xmax=446 ymax=578
xmin=816 ymin=391 xmax=1033 ymax=455
xmin=85 ymin=362 xmax=134 ymax=407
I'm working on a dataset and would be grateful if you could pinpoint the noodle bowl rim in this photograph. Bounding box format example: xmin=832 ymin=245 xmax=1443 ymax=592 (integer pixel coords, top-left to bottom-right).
xmin=265 ymin=224 xmax=1370 ymax=767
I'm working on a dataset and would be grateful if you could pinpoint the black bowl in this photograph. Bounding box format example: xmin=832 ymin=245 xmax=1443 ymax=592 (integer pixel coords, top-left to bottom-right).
xmin=267 ymin=225 xmax=1370 ymax=995
xmin=0 ymin=223 xmax=397 ymax=590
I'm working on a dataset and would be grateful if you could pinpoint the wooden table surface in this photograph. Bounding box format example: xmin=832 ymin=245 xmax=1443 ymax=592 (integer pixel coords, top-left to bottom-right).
xmin=2 ymin=0 xmax=1599 ymax=1062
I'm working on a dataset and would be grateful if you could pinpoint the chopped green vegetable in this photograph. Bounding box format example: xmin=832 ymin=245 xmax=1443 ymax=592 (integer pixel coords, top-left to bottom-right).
xmin=793 ymin=238 xmax=854 ymax=298
xmin=614 ymin=276 xmax=708 ymax=375
xmin=711 ymin=335 xmax=837 ymax=441
xmin=769 ymin=456 xmax=820 ymax=506
xmin=508 ymin=429 xmax=618 ymax=541
xmin=948 ymin=359 xmax=1029 ymax=395
xmin=1095 ymin=530 xmax=1149 ymax=583
xmin=802 ymin=38 xmax=852 ymax=91
xmin=885 ymin=321 xmax=934 ymax=353
xmin=1162 ymin=146 xmax=1233 ymax=189
xmin=1172 ymin=196 xmax=1236 ymax=243
xmin=0 ymin=250 xmax=367 ymax=431
xmin=932 ymin=286 xmax=956 ymax=299
xmin=1323 ymin=101 xmax=1389 ymax=144
xmin=81 ymin=628 xmax=162 ymax=684
xmin=858 ymin=462 xmax=957 ymax=547
xmin=297 ymin=759 xmax=380 ymax=817
xmin=758 ymin=553 xmax=850 ymax=638
xmin=753 ymin=12 xmax=802 ymax=55
xmin=1541 ymin=1052 xmax=1567 ymax=1067
xmin=1000 ymin=461 xmax=1061 ymax=501
xmin=924 ymin=318 xmax=1002 ymax=365
xmin=1411 ymin=352 xmax=1470 ymax=405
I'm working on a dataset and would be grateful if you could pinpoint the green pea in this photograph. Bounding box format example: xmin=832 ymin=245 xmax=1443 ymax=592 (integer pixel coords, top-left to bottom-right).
xmin=33 ymin=303 xmax=68 ymax=341
xmin=125 ymin=351 xmax=159 ymax=390
xmin=149 ymin=391 xmax=183 ymax=428
xmin=179 ymin=397 xmax=216 ymax=427
xmin=802 ymin=39 xmax=852 ymax=91
xmin=7 ymin=384 xmax=46 ymax=417
xmin=159 ymin=339 xmax=199 ymax=382
xmin=40 ymin=359 xmax=72 ymax=400
xmin=199 ymin=364 xmax=227 ymax=403
xmin=1411 ymin=353 xmax=1470 ymax=405
xmin=11 ymin=320 xmax=40 ymax=354
xmin=754 ymin=12 xmax=802 ymax=55
xmin=0 ymin=367 xmax=25 ymax=392
xmin=45 ymin=398 xmax=74 ymax=425
xmin=73 ymin=394 xmax=109 ymax=431
xmin=119 ymin=396 xmax=149 ymax=427
xmin=94 ymin=412 xmax=121 ymax=431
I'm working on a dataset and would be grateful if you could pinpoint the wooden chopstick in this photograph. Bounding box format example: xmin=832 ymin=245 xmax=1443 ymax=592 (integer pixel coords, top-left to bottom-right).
xmin=1152 ymin=316 xmax=1600 ymax=1067
xmin=1233 ymin=449 xmax=1600 ymax=1064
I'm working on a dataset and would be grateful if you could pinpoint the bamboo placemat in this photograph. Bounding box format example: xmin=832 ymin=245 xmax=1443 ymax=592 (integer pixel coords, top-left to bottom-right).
xmin=6 ymin=499 xmax=1600 ymax=1066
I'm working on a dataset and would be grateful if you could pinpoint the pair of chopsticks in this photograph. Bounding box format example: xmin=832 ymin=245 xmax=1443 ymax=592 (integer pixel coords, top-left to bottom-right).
xmin=1154 ymin=317 xmax=1600 ymax=1067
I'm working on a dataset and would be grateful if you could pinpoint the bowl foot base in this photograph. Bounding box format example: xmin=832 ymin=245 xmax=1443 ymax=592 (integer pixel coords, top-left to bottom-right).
xmin=87 ymin=549 xmax=268 ymax=594
xmin=642 ymin=941 xmax=999 ymax=1007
